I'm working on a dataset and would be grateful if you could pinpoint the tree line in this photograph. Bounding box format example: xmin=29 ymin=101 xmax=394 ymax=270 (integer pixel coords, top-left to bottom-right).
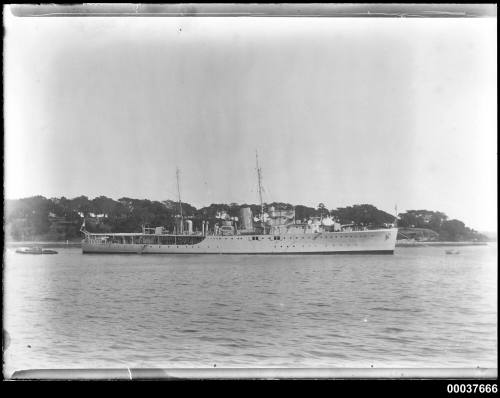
xmin=4 ymin=195 xmax=488 ymax=242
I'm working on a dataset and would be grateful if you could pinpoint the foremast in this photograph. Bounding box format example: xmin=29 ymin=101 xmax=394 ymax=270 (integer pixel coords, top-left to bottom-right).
xmin=176 ymin=167 xmax=183 ymax=234
xmin=255 ymin=151 xmax=265 ymax=234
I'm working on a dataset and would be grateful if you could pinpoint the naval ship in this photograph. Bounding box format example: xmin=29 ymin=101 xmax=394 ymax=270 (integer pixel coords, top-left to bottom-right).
xmin=81 ymin=156 xmax=397 ymax=255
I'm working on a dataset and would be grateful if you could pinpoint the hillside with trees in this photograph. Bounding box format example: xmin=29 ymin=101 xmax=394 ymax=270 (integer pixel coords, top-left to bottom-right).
xmin=4 ymin=195 xmax=489 ymax=242
xmin=396 ymin=210 xmax=488 ymax=242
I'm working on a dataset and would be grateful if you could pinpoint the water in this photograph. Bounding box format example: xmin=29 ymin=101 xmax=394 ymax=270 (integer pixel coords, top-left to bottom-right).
xmin=3 ymin=244 xmax=497 ymax=376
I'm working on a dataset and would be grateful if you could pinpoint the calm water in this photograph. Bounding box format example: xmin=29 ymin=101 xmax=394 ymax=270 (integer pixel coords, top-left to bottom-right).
xmin=4 ymin=244 xmax=497 ymax=376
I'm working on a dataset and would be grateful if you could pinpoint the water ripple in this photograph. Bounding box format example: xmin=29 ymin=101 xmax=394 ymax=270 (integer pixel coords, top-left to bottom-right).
xmin=3 ymin=244 xmax=497 ymax=374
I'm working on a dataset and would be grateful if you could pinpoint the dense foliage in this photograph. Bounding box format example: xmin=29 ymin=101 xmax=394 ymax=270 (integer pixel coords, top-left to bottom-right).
xmin=397 ymin=210 xmax=487 ymax=242
xmin=330 ymin=204 xmax=395 ymax=226
xmin=4 ymin=196 xmax=488 ymax=242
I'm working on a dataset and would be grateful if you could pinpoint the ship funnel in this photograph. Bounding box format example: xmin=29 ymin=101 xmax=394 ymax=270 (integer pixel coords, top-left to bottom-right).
xmin=175 ymin=217 xmax=183 ymax=234
xmin=185 ymin=219 xmax=193 ymax=235
xmin=240 ymin=207 xmax=254 ymax=231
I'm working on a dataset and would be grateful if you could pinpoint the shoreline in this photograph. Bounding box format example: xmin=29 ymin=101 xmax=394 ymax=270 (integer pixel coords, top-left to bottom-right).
xmin=396 ymin=241 xmax=489 ymax=247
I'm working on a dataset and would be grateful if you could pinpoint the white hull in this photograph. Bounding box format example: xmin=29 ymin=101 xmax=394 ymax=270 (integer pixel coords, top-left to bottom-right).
xmin=82 ymin=228 xmax=397 ymax=254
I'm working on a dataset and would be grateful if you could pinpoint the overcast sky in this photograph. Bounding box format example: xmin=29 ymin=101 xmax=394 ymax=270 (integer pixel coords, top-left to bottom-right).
xmin=4 ymin=13 xmax=497 ymax=231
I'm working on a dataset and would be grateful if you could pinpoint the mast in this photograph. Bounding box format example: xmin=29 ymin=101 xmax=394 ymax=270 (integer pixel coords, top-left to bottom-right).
xmin=176 ymin=167 xmax=183 ymax=234
xmin=394 ymin=204 xmax=398 ymax=228
xmin=255 ymin=151 xmax=265 ymax=233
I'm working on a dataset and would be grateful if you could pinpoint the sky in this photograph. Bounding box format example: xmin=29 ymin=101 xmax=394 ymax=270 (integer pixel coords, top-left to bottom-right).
xmin=4 ymin=12 xmax=497 ymax=231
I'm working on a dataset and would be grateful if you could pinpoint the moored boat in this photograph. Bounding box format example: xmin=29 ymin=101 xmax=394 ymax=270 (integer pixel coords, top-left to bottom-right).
xmin=16 ymin=247 xmax=58 ymax=255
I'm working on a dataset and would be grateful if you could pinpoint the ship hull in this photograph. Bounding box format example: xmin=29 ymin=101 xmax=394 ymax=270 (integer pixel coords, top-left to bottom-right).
xmin=82 ymin=228 xmax=397 ymax=255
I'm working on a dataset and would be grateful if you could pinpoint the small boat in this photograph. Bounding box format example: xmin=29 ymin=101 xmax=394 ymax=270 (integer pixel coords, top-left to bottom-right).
xmin=16 ymin=247 xmax=58 ymax=255
xmin=41 ymin=249 xmax=58 ymax=254
xmin=445 ymin=250 xmax=460 ymax=255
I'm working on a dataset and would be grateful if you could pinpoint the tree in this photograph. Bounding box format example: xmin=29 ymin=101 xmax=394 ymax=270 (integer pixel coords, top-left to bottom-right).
xmin=294 ymin=205 xmax=317 ymax=221
xmin=92 ymin=196 xmax=118 ymax=215
xmin=317 ymin=203 xmax=327 ymax=218
xmin=331 ymin=204 xmax=394 ymax=226
xmin=70 ymin=196 xmax=93 ymax=216
xmin=228 ymin=203 xmax=240 ymax=218
xmin=440 ymin=219 xmax=466 ymax=241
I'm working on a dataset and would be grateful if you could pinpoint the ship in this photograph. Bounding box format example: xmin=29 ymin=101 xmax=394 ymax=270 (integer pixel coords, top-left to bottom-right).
xmin=81 ymin=154 xmax=398 ymax=255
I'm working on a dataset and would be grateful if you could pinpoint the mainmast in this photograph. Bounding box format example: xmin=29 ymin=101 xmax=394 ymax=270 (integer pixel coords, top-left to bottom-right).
xmin=255 ymin=151 xmax=265 ymax=231
xmin=176 ymin=167 xmax=183 ymax=234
